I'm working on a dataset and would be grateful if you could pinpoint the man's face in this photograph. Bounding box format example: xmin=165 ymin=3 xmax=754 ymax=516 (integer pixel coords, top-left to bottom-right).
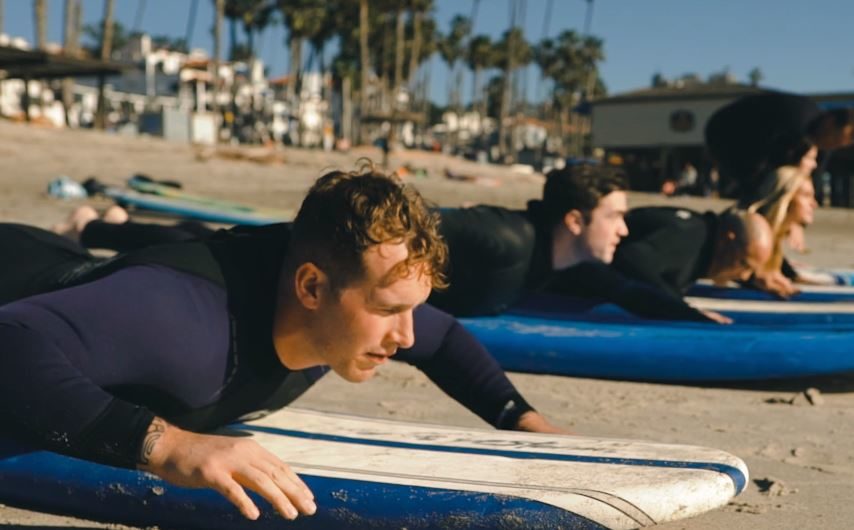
xmin=578 ymin=191 xmax=629 ymax=264
xmin=787 ymin=178 xmax=818 ymax=227
xmin=314 ymin=243 xmax=431 ymax=383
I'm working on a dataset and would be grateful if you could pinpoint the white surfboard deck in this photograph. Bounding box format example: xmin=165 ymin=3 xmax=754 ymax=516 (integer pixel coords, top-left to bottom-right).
xmin=688 ymin=296 xmax=854 ymax=313
xmin=694 ymin=278 xmax=854 ymax=295
xmin=238 ymin=408 xmax=748 ymax=529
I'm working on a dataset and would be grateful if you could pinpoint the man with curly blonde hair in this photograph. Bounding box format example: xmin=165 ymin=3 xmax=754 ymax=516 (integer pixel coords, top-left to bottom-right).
xmin=0 ymin=167 xmax=561 ymax=523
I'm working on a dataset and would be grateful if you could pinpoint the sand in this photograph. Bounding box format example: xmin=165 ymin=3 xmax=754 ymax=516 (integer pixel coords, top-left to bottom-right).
xmin=0 ymin=120 xmax=852 ymax=529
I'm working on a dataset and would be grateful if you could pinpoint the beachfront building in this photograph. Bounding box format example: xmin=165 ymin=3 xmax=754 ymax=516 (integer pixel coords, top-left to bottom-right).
xmin=591 ymin=83 xmax=854 ymax=205
xmin=590 ymin=82 xmax=765 ymax=193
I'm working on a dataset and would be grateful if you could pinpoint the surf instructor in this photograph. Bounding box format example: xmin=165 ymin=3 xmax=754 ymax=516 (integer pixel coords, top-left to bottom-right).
xmin=0 ymin=168 xmax=560 ymax=521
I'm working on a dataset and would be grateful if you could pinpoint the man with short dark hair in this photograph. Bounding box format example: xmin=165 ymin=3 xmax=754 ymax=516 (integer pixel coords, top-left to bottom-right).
xmin=0 ymin=168 xmax=560 ymax=522
xmin=429 ymin=165 xmax=728 ymax=322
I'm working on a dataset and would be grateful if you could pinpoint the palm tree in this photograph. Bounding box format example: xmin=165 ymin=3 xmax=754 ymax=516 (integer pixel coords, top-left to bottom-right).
xmin=437 ymin=15 xmax=471 ymax=112
xmin=240 ymin=0 xmax=273 ymax=59
xmin=62 ymin=0 xmax=81 ymax=125
xmin=280 ymin=0 xmax=329 ymax=96
xmin=466 ymin=34 xmax=492 ymax=138
xmin=224 ymin=0 xmax=248 ymax=61
xmin=493 ymin=27 xmax=530 ymax=161
xmin=213 ymin=0 xmax=224 ymax=128
xmin=748 ymin=67 xmax=763 ymax=87
xmin=95 ymin=0 xmax=114 ymax=130
xmin=437 ymin=14 xmax=471 ymax=152
xmin=393 ymin=5 xmax=405 ymax=98
xmin=33 ymin=0 xmax=47 ymax=48
xmin=406 ymin=0 xmax=432 ymax=94
xmin=536 ymin=30 xmax=603 ymax=156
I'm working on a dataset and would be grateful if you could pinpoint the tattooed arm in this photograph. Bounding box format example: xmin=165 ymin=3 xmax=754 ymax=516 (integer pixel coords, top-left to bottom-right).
xmin=137 ymin=416 xmax=316 ymax=521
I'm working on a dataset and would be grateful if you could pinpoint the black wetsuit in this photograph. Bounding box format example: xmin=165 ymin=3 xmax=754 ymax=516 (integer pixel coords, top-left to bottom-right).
xmin=612 ymin=207 xmax=717 ymax=297
xmin=81 ymin=219 xmax=215 ymax=252
xmin=704 ymin=91 xmax=821 ymax=197
xmin=429 ymin=204 xmax=709 ymax=321
xmin=0 ymin=223 xmax=532 ymax=468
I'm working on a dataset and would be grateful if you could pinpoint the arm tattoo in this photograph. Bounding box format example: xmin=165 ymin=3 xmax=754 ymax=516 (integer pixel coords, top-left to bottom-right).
xmin=139 ymin=417 xmax=167 ymax=465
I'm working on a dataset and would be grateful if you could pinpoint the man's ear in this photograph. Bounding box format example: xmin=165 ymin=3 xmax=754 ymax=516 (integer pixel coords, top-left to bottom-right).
xmin=563 ymin=210 xmax=586 ymax=236
xmin=294 ymin=262 xmax=329 ymax=310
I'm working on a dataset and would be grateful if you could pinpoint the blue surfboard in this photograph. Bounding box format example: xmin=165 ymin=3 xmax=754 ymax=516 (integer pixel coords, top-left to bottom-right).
xmin=0 ymin=408 xmax=748 ymax=530
xmin=461 ymin=300 xmax=854 ymax=381
xmin=102 ymin=186 xmax=291 ymax=226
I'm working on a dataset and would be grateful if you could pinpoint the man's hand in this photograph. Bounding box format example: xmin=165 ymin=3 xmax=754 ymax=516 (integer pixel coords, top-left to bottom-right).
xmin=138 ymin=417 xmax=316 ymax=521
xmin=753 ymin=270 xmax=800 ymax=298
xmin=699 ymin=309 xmax=734 ymax=325
xmin=515 ymin=411 xmax=574 ymax=435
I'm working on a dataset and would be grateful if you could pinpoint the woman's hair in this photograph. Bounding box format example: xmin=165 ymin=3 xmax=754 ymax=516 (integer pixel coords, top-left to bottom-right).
xmin=745 ymin=166 xmax=810 ymax=272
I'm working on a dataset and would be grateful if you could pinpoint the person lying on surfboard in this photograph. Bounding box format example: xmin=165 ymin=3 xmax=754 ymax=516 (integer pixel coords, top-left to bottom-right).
xmin=0 ymin=167 xmax=564 ymax=522
xmin=612 ymin=207 xmax=774 ymax=310
xmin=741 ymin=165 xmax=825 ymax=297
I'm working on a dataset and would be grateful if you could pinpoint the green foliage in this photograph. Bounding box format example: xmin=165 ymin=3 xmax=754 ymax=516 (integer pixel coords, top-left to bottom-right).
xmin=437 ymin=14 xmax=471 ymax=66
xmin=82 ymin=19 xmax=131 ymax=58
xmin=466 ymin=34 xmax=494 ymax=72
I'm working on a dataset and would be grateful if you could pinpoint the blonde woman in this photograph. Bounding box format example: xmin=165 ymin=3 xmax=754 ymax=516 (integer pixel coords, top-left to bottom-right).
xmin=745 ymin=165 xmax=819 ymax=296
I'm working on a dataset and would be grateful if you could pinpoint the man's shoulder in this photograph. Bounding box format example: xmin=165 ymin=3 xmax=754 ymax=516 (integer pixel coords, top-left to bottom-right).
xmin=440 ymin=205 xmax=533 ymax=235
xmin=627 ymin=206 xmax=704 ymax=224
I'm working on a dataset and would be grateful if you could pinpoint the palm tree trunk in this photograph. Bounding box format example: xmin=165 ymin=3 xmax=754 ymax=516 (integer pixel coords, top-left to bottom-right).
xmin=287 ymin=36 xmax=302 ymax=104
xmin=95 ymin=0 xmax=114 ymax=130
xmin=100 ymin=0 xmax=113 ymax=60
xmin=394 ymin=7 xmax=405 ymax=98
xmin=358 ymin=0 xmax=370 ymax=143
xmin=33 ymin=0 xmax=47 ymax=48
xmin=407 ymin=9 xmax=422 ymax=95
xmin=228 ymin=18 xmax=237 ymax=60
xmin=288 ymin=35 xmax=303 ymax=145
xmin=212 ymin=0 xmax=223 ymax=140
xmin=472 ymin=65 xmax=481 ymax=139
xmin=62 ymin=0 xmax=78 ymax=126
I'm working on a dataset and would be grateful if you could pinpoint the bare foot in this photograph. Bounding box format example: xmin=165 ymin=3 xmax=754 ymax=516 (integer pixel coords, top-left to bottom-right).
xmin=102 ymin=205 xmax=129 ymax=224
xmin=52 ymin=205 xmax=99 ymax=242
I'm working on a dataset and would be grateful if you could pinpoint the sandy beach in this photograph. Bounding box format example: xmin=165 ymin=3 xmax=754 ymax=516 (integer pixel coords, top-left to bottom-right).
xmin=1 ymin=120 xmax=853 ymax=529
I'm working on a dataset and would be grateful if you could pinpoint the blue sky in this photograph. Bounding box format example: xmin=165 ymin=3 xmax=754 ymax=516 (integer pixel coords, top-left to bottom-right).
xmin=4 ymin=0 xmax=853 ymax=105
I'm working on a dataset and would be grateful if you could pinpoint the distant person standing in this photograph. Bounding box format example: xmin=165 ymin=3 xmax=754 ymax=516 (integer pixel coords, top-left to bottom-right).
xmin=705 ymin=91 xmax=854 ymax=199
xmin=675 ymin=161 xmax=698 ymax=195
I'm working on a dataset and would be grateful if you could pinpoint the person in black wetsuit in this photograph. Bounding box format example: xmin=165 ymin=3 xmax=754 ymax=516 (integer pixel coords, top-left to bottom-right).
xmin=0 ymin=169 xmax=563 ymax=522
xmin=612 ymin=206 xmax=774 ymax=302
xmin=704 ymin=91 xmax=854 ymax=198
xmin=429 ymin=165 xmax=738 ymax=323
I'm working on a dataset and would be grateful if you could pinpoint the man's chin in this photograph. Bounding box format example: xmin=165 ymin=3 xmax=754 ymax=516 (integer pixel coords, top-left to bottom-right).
xmin=335 ymin=366 xmax=378 ymax=383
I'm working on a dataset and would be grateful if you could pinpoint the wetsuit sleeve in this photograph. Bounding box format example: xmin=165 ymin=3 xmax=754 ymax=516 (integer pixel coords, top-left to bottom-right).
xmin=548 ymin=262 xmax=711 ymax=322
xmin=612 ymin=240 xmax=684 ymax=298
xmin=0 ymin=325 xmax=154 ymax=468
xmin=394 ymin=304 xmax=534 ymax=430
